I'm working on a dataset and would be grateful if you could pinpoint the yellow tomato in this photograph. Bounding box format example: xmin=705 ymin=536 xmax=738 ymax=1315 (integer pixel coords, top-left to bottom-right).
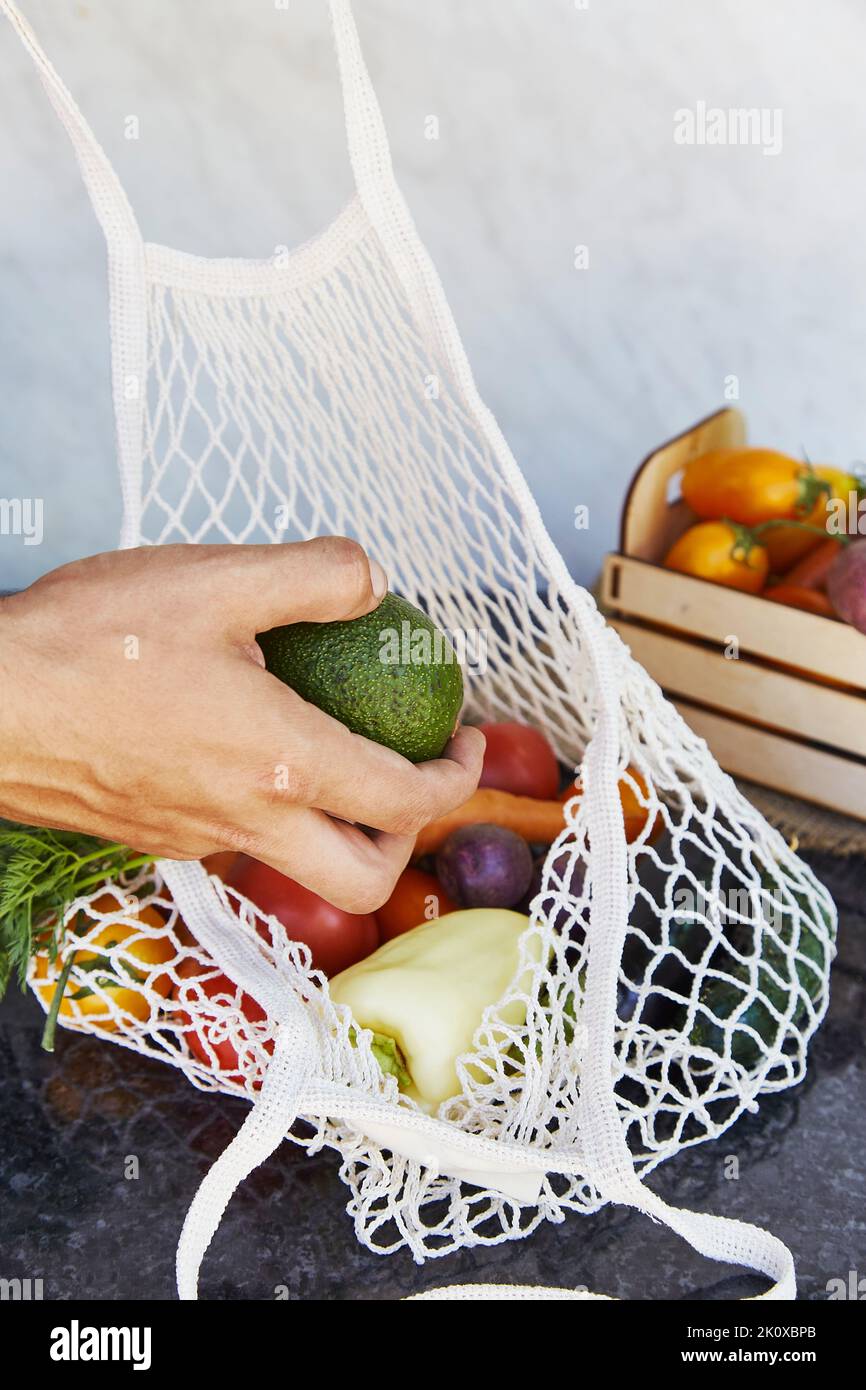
xmin=681 ymin=449 xmax=832 ymax=528
xmin=663 ymin=520 xmax=768 ymax=594
xmin=32 ymin=891 xmax=174 ymax=1032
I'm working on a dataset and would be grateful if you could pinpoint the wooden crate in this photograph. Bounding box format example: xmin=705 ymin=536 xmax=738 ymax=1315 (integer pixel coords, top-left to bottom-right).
xmin=600 ymin=406 xmax=866 ymax=819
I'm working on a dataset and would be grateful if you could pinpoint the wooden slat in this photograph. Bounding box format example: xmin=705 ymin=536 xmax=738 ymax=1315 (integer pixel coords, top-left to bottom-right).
xmin=673 ymin=699 xmax=866 ymax=821
xmin=610 ymin=618 xmax=866 ymax=758
xmin=602 ymin=554 xmax=866 ymax=691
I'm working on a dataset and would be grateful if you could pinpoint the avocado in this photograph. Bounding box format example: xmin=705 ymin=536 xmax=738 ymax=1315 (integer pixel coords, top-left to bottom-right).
xmin=257 ymin=592 xmax=464 ymax=763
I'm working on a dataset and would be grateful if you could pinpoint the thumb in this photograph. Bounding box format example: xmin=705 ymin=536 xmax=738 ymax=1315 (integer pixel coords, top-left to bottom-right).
xmin=208 ymin=537 xmax=389 ymax=635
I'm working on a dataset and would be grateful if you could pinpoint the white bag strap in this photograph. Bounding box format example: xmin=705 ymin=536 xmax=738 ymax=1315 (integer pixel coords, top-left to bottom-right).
xmin=1 ymin=0 xmax=147 ymax=548
xmin=1 ymin=0 xmax=379 ymax=256
xmin=159 ymin=860 xmax=319 ymax=1301
xmin=327 ymin=0 xmax=599 ymax=609
xmin=2 ymin=0 xmax=385 ymax=243
xmin=327 ymin=0 xmax=461 ymax=360
xmin=175 ymin=1027 xmax=312 ymax=1301
xmin=328 ymin=0 xmax=395 ymax=203
xmin=0 ymin=0 xmax=140 ymax=246
xmin=2 ymin=0 xmax=377 ymax=260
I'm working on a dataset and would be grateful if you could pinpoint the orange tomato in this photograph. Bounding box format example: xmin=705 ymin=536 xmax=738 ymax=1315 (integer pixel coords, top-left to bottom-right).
xmin=559 ymin=766 xmax=662 ymax=844
xmin=663 ymin=521 xmax=768 ymax=593
xmin=681 ymin=449 xmax=832 ymax=528
xmin=32 ymin=891 xmax=174 ymax=1032
xmin=376 ymin=867 xmax=457 ymax=942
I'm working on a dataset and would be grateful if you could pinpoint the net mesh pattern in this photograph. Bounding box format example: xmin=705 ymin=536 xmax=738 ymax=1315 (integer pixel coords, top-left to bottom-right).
xmin=138 ymin=209 xmax=599 ymax=749
xmin=28 ymin=201 xmax=836 ymax=1263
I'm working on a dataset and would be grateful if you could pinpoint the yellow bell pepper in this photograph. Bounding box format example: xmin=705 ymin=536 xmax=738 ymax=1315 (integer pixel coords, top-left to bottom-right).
xmin=329 ymin=908 xmax=539 ymax=1112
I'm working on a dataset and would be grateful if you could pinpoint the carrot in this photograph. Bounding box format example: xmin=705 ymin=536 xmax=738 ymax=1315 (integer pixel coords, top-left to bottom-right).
xmin=781 ymin=537 xmax=843 ymax=591
xmin=413 ymin=789 xmax=566 ymax=858
xmin=764 ymin=584 xmax=837 ymax=618
xmin=413 ymin=771 xmax=663 ymax=858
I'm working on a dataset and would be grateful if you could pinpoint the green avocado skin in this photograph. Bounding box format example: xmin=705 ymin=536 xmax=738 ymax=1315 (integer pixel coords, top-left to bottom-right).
xmin=256 ymin=592 xmax=464 ymax=763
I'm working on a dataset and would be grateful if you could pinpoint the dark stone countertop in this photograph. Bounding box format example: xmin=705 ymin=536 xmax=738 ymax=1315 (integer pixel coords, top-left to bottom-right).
xmin=1 ymin=848 xmax=864 ymax=1302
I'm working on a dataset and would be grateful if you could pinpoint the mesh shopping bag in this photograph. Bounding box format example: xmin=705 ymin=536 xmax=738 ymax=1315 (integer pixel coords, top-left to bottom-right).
xmin=3 ymin=0 xmax=835 ymax=1300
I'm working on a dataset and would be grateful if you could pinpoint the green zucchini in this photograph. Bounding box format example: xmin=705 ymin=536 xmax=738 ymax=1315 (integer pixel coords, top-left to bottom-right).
xmin=690 ymin=875 xmax=833 ymax=1067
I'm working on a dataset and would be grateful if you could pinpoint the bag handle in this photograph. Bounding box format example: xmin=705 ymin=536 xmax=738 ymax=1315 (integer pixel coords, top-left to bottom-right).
xmin=0 ymin=0 xmax=141 ymax=249
xmin=1 ymin=0 xmax=147 ymax=549
xmin=328 ymin=0 xmax=397 ymax=202
xmin=327 ymin=0 xmax=475 ymax=364
xmin=1 ymin=0 xmax=383 ymax=246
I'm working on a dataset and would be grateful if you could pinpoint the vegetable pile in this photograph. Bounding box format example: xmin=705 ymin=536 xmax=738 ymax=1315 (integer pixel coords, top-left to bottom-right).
xmin=0 ymin=717 xmax=647 ymax=1099
xmin=0 ymin=606 xmax=823 ymax=1106
xmin=663 ymin=446 xmax=866 ymax=630
xmin=193 ymin=718 xmax=605 ymax=1105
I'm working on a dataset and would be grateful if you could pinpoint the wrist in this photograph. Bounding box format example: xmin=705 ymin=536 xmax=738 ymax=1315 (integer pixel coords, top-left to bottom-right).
xmin=0 ymin=592 xmax=44 ymax=823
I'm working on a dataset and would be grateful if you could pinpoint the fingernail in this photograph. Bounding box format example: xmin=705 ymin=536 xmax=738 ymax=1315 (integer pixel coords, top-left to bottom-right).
xmin=368 ymin=558 xmax=388 ymax=600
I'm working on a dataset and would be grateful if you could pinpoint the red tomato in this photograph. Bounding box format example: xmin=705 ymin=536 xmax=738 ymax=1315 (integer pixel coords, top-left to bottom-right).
xmin=376 ymin=867 xmax=457 ymax=942
xmin=226 ymin=857 xmax=380 ymax=977
xmin=174 ymin=956 xmax=271 ymax=1083
xmin=478 ymin=721 xmax=560 ymax=799
xmin=200 ymin=850 xmax=239 ymax=882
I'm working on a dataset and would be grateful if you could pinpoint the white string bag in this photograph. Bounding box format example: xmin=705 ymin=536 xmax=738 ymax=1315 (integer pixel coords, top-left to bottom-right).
xmin=5 ymin=0 xmax=835 ymax=1301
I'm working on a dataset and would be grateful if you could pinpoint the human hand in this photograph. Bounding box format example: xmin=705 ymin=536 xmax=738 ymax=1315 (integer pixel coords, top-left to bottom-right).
xmin=0 ymin=539 xmax=484 ymax=911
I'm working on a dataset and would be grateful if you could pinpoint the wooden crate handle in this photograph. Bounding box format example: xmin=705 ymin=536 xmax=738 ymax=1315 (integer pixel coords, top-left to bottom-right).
xmin=620 ymin=406 xmax=747 ymax=560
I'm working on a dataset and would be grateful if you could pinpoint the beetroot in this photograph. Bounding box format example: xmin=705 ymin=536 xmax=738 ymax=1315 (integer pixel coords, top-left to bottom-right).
xmin=436 ymin=823 xmax=532 ymax=910
xmin=827 ymin=539 xmax=866 ymax=634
